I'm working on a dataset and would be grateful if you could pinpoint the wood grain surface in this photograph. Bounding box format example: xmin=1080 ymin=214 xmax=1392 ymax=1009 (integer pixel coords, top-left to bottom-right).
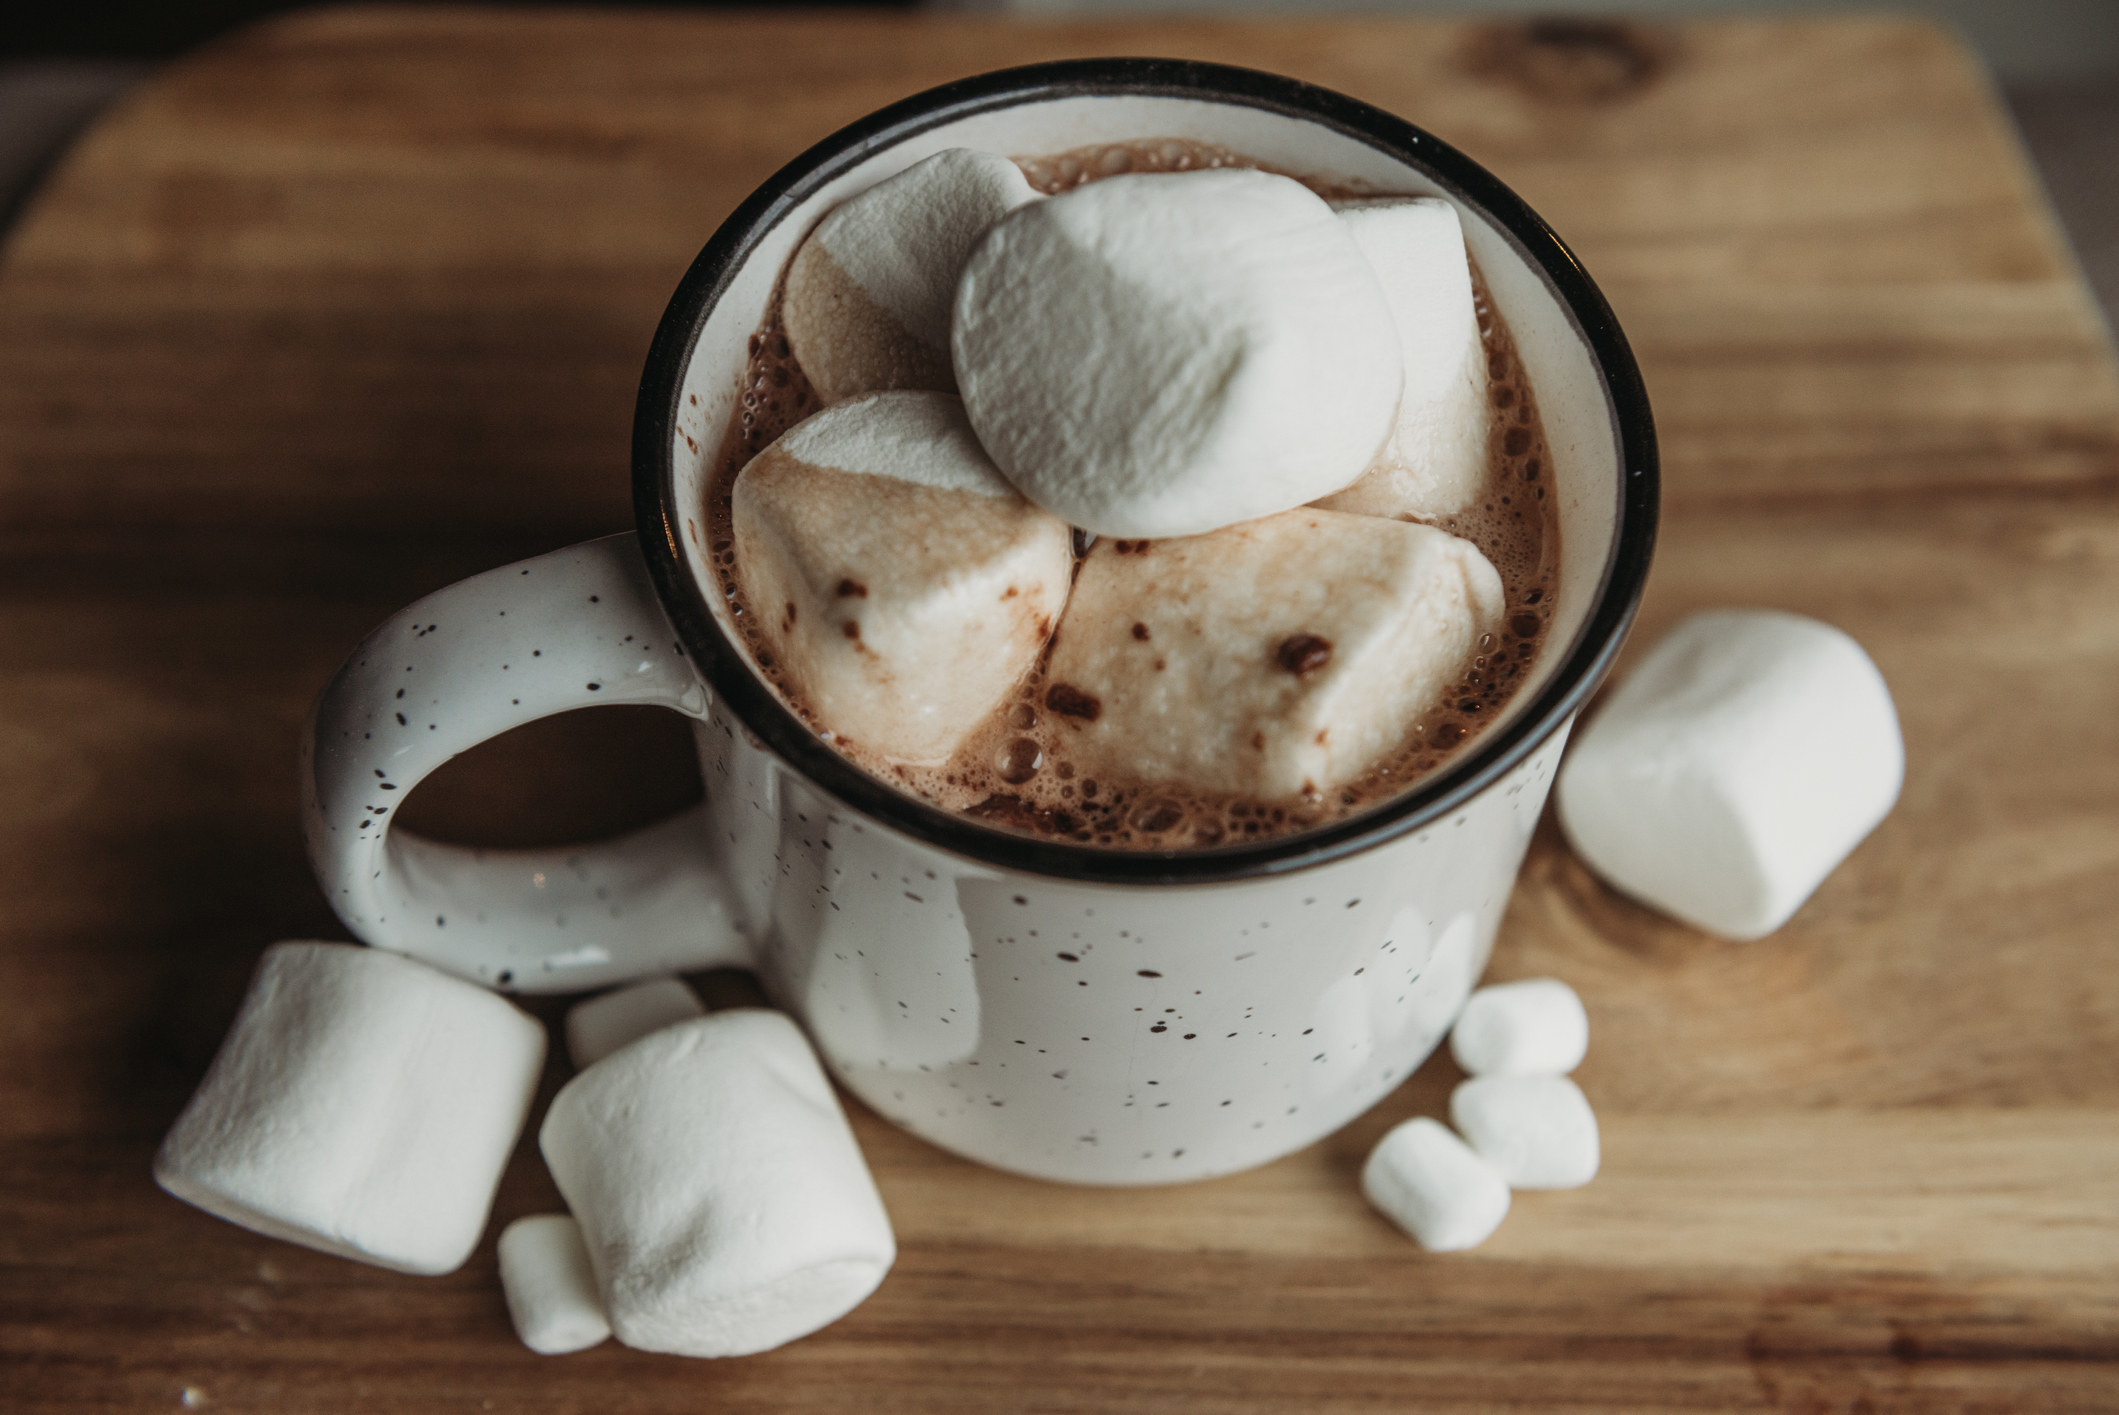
xmin=4 ymin=8 xmax=2118 ymax=1411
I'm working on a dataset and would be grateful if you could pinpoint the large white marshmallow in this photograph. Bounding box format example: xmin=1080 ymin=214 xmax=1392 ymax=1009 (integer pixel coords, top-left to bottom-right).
xmin=953 ymin=168 xmax=1404 ymax=538
xmin=1450 ymin=1075 xmax=1601 ymax=1190
xmin=1040 ymin=508 xmax=1504 ymax=799
xmin=1556 ymin=609 xmax=1904 ymax=940
xmin=1450 ymin=978 xmax=1589 ymax=1078
xmin=1362 ymin=1117 xmax=1512 ymax=1252
xmin=153 ymin=941 xmax=546 ymax=1276
xmin=540 ymin=1009 xmax=895 ymax=1358
xmin=1313 ymin=198 xmax=1491 ymax=521
xmin=731 ymin=391 xmax=1075 ymax=764
xmin=499 ymin=1215 xmax=611 ymax=1355
xmin=565 ymin=977 xmax=704 ymax=1070
xmin=784 ymin=148 xmax=1040 ymax=403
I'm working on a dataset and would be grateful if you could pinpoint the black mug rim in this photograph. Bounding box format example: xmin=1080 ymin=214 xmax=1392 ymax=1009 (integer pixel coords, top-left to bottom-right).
xmin=632 ymin=57 xmax=1659 ymax=886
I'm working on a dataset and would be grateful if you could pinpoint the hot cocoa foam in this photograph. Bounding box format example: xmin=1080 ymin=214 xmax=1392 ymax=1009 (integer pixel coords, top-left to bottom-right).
xmin=701 ymin=139 xmax=1558 ymax=851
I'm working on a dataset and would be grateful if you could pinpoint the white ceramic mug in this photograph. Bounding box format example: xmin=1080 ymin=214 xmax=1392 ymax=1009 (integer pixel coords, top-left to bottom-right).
xmin=303 ymin=60 xmax=1657 ymax=1186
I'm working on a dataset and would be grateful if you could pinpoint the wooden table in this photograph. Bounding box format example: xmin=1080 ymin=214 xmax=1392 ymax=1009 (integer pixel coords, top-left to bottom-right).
xmin=4 ymin=9 xmax=2116 ymax=1410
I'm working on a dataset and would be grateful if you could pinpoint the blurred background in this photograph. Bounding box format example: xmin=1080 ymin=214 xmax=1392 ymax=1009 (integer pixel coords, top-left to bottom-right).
xmin=5 ymin=1 xmax=2116 ymax=326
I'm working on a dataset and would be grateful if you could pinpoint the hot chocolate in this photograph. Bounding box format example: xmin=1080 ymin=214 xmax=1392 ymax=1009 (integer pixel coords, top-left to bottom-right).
xmin=703 ymin=139 xmax=1559 ymax=850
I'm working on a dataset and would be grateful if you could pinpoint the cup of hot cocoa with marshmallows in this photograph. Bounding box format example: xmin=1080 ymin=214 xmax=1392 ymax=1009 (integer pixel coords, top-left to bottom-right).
xmin=303 ymin=60 xmax=1657 ymax=1185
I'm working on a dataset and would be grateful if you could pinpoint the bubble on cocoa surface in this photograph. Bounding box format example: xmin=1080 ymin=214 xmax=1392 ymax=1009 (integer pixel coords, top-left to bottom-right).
xmin=702 ymin=140 xmax=1560 ymax=852
xmin=997 ymin=737 xmax=1043 ymax=784
xmin=1129 ymin=798 xmax=1184 ymax=833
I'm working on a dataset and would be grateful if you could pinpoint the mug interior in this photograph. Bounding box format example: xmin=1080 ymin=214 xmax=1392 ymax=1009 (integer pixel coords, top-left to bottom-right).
xmin=636 ymin=62 xmax=1655 ymax=883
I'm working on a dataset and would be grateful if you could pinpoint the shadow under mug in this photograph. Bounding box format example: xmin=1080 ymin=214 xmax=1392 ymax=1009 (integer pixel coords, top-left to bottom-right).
xmin=303 ymin=59 xmax=1657 ymax=1186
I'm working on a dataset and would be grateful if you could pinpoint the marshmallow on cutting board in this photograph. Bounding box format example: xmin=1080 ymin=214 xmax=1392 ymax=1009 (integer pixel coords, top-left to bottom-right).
xmin=565 ymin=977 xmax=704 ymax=1069
xmin=1450 ymin=1075 xmax=1600 ymax=1190
xmin=1362 ymin=1117 xmax=1512 ymax=1252
xmin=1040 ymin=507 xmax=1503 ymax=799
xmin=1313 ymin=198 xmax=1491 ymax=522
xmin=540 ymin=1009 xmax=895 ymax=1358
xmin=953 ymin=168 xmax=1404 ymax=538
xmin=784 ymin=148 xmax=1040 ymax=403
xmin=732 ymin=391 xmax=1074 ymax=764
xmin=154 ymin=941 xmax=546 ymax=1276
xmin=499 ymin=1215 xmax=611 ymax=1355
xmin=1450 ymin=978 xmax=1589 ymax=1078
xmin=1556 ymin=609 xmax=1904 ymax=940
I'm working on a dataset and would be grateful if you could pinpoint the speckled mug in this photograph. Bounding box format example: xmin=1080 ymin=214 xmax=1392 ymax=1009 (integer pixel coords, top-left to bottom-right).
xmin=304 ymin=60 xmax=1657 ymax=1185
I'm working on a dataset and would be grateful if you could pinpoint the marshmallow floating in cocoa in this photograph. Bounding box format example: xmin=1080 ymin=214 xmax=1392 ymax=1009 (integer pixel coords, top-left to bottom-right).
xmin=784 ymin=148 xmax=1040 ymax=403
xmin=1450 ymin=1075 xmax=1601 ymax=1190
xmin=540 ymin=1009 xmax=896 ymax=1358
xmin=1450 ymin=978 xmax=1589 ymax=1078
xmin=565 ymin=976 xmax=704 ymax=1070
xmin=1556 ymin=609 xmax=1904 ymax=940
xmin=153 ymin=941 xmax=546 ymax=1276
xmin=731 ymin=391 xmax=1074 ymax=764
xmin=1039 ymin=508 xmax=1504 ymax=799
xmin=1312 ymin=198 xmax=1491 ymax=521
xmin=499 ymin=1215 xmax=611 ymax=1355
xmin=952 ymin=169 xmax=1404 ymax=538
xmin=1362 ymin=1117 xmax=1513 ymax=1252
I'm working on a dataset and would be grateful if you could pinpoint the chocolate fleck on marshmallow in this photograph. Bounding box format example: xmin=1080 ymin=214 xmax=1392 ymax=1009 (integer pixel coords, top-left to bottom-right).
xmin=1044 ymin=682 xmax=1102 ymax=720
xmin=1276 ymin=634 xmax=1333 ymax=676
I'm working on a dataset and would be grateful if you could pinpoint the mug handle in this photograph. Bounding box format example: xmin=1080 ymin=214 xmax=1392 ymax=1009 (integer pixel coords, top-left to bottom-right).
xmin=302 ymin=532 xmax=753 ymax=992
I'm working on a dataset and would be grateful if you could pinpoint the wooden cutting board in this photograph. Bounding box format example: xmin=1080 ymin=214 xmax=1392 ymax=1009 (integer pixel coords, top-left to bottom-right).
xmin=3 ymin=9 xmax=2116 ymax=1410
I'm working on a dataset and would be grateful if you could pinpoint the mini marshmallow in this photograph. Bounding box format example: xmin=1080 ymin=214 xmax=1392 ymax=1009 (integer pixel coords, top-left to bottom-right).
xmin=154 ymin=941 xmax=545 ymax=1276
xmin=784 ymin=148 xmax=1040 ymax=403
xmin=1312 ymin=198 xmax=1490 ymax=521
xmin=953 ymin=169 xmax=1404 ymax=537
xmin=1449 ymin=1075 xmax=1600 ymax=1190
xmin=1362 ymin=1117 xmax=1512 ymax=1252
xmin=732 ymin=391 xmax=1074 ymax=764
xmin=1040 ymin=508 xmax=1504 ymax=798
xmin=540 ymin=1009 xmax=895 ymax=1358
xmin=1556 ymin=609 xmax=1904 ymax=940
xmin=1449 ymin=978 xmax=1589 ymax=1077
xmin=565 ymin=977 xmax=704 ymax=1069
xmin=499 ymin=1215 xmax=611 ymax=1354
